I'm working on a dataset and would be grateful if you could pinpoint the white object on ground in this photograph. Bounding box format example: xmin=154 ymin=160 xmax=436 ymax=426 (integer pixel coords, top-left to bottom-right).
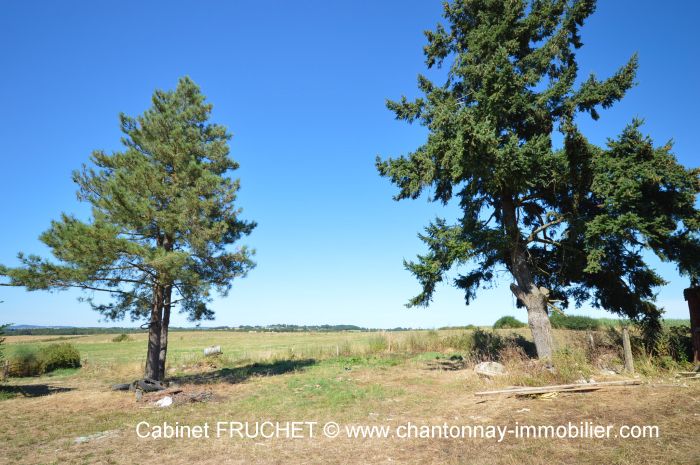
xmin=203 ymin=345 xmax=222 ymax=356
xmin=155 ymin=396 xmax=173 ymax=408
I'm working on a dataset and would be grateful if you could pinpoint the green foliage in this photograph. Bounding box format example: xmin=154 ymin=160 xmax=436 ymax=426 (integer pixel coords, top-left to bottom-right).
xmin=470 ymin=329 xmax=505 ymax=361
xmin=552 ymin=348 xmax=593 ymax=383
xmin=648 ymin=325 xmax=693 ymax=363
xmin=549 ymin=313 xmax=600 ymax=331
xmin=111 ymin=333 xmax=132 ymax=343
xmin=438 ymin=324 xmax=476 ymax=330
xmin=493 ymin=316 xmax=526 ymax=329
xmin=0 ymin=77 xmax=256 ymax=323
xmin=6 ymin=343 xmax=81 ymax=377
xmin=38 ymin=343 xmax=81 ymax=373
xmin=376 ymin=0 xmax=700 ymax=332
xmin=7 ymin=346 xmax=41 ymax=377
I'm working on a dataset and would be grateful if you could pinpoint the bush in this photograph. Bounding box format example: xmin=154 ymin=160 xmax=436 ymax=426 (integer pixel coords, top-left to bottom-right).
xmin=493 ymin=316 xmax=526 ymax=329
xmin=648 ymin=325 xmax=693 ymax=362
xmin=7 ymin=346 xmax=42 ymax=377
xmin=552 ymin=348 xmax=592 ymax=383
xmin=112 ymin=333 xmax=132 ymax=343
xmin=549 ymin=313 xmax=600 ymax=331
xmin=38 ymin=343 xmax=81 ymax=373
xmin=471 ymin=329 xmax=505 ymax=361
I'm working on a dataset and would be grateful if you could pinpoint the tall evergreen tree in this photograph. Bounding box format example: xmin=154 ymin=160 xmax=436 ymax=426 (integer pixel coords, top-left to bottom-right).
xmin=0 ymin=77 xmax=256 ymax=380
xmin=377 ymin=0 xmax=699 ymax=359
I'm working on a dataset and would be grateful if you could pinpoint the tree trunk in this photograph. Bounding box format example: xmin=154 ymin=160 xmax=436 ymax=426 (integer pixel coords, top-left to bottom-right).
xmin=158 ymin=283 xmax=172 ymax=380
xmin=144 ymin=283 xmax=163 ymax=380
xmin=510 ymin=282 xmax=554 ymax=360
xmin=501 ymin=194 xmax=554 ymax=361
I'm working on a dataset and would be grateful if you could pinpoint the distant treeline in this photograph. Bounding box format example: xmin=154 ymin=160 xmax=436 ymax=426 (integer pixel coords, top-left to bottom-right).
xmin=5 ymin=318 xmax=690 ymax=336
xmin=6 ymin=324 xmax=421 ymax=336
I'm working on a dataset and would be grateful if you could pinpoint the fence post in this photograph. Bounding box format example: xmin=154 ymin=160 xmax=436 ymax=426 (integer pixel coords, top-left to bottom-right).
xmin=622 ymin=326 xmax=634 ymax=374
xmin=683 ymin=286 xmax=700 ymax=365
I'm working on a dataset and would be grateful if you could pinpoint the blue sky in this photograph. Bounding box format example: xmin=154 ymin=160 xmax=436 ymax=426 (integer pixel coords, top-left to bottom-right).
xmin=0 ymin=1 xmax=697 ymax=328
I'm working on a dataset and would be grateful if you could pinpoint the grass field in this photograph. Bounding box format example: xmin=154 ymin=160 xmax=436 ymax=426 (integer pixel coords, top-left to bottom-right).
xmin=1 ymin=329 xmax=698 ymax=465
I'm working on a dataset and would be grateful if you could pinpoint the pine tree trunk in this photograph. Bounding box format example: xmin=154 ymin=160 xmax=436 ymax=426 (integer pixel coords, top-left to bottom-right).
xmin=144 ymin=283 xmax=163 ymax=380
xmin=501 ymin=194 xmax=554 ymax=361
xmin=158 ymin=283 xmax=172 ymax=380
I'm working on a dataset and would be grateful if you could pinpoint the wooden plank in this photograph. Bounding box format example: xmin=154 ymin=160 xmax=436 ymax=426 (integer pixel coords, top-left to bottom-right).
xmin=474 ymin=380 xmax=641 ymax=396
xmin=514 ymin=386 xmax=603 ymax=396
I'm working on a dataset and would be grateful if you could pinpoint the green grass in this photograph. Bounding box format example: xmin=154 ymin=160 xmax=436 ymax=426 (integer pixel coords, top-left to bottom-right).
xmin=584 ymin=317 xmax=690 ymax=328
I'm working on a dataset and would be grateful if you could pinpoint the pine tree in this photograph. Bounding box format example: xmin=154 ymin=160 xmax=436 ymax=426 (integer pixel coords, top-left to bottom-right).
xmin=377 ymin=0 xmax=699 ymax=359
xmin=1 ymin=77 xmax=256 ymax=380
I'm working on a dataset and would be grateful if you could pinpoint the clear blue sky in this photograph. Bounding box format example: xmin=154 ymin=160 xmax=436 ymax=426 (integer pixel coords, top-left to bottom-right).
xmin=0 ymin=1 xmax=697 ymax=328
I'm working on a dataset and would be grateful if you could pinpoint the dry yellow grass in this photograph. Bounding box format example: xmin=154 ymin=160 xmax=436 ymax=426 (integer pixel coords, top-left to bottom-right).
xmin=1 ymin=331 xmax=698 ymax=464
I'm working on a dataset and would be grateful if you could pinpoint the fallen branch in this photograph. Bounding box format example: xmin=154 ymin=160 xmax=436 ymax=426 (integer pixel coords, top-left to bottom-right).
xmin=474 ymin=380 xmax=641 ymax=397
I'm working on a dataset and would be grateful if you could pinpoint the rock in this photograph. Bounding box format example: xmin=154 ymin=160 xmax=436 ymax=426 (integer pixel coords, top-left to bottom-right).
xmin=203 ymin=345 xmax=222 ymax=356
xmin=474 ymin=361 xmax=506 ymax=378
xmin=599 ymin=369 xmax=617 ymax=376
xmin=111 ymin=383 xmax=131 ymax=391
xmin=155 ymin=396 xmax=173 ymax=408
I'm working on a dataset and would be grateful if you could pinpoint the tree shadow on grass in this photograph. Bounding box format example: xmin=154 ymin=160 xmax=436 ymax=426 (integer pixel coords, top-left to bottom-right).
xmin=170 ymin=358 xmax=317 ymax=385
xmin=0 ymin=384 xmax=75 ymax=399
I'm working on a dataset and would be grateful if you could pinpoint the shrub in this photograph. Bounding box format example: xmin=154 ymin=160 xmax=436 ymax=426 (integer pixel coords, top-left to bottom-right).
xmin=7 ymin=346 xmax=42 ymax=377
xmin=38 ymin=343 xmax=81 ymax=373
xmin=471 ymin=329 xmax=505 ymax=361
xmin=549 ymin=313 xmax=600 ymax=331
xmin=112 ymin=333 xmax=131 ymax=343
xmin=648 ymin=325 xmax=692 ymax=362
xmin=552 ymin=348 xmax=592 ymax=383
xmin=493 ymin=316 xmax=526 ymax=329
xmin=664 ymin=326 xmax=693 ymax=362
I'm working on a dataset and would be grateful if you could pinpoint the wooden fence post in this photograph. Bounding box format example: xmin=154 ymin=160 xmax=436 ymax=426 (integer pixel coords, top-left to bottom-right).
xmin=683 ymin=286 xmax=700 ymax=365
xmin=622 ymin=326 xmax=634 ymax=374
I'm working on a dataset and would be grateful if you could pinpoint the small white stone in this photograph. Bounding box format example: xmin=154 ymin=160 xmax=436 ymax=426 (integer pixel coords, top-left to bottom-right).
xmin=155 ymin=396 xmax=173 ymax=408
